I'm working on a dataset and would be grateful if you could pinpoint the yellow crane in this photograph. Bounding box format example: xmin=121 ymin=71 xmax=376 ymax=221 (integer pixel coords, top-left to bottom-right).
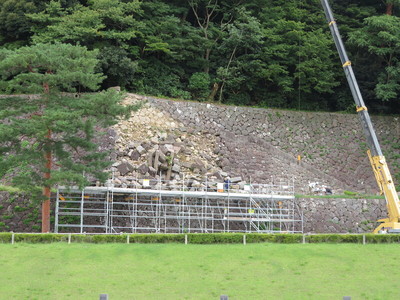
xmin=321 ymin=0 xmax=400 ymax=233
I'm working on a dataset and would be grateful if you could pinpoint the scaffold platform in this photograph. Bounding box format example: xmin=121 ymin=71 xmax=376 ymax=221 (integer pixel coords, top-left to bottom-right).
xmin=54 ymin=178 xmax=303 ymax=234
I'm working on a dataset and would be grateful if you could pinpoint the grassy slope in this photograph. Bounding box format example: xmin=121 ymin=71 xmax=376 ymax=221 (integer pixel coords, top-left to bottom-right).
xmin=0 ymin=243 xmax=399 ymax=300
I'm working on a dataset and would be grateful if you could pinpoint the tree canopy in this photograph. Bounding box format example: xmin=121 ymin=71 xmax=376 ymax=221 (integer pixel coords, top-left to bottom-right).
xmin=0 ymin=0 xmax=399 ymax=113
xmin=0 ymin=43 xmax=135 ymax=231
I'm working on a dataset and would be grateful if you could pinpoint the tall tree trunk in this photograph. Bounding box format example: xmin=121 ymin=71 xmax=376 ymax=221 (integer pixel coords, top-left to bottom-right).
xmin=41 ymin=80 xmax=51 ymax=233
xmin=204 ymin=48 xmax=211 ymax=74
xmin=386 ymin=3 xmax=393 ymax=15
xmin=208 ymin=82 xmax=219 ymax=101
xmin=42 ymin=129 xmax=52 ymax=233
xmin=218 ymin=45 xmax=238 ymax=103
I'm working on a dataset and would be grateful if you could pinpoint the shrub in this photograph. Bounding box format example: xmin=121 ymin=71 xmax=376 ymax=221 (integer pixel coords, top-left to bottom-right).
xmin=307 ymin=234 xmax=362 ymax=243
xmin=13 ymin=233 xmax=67 ymax=243
xmin=246 ymin=234 xmax=303 ymax=243
xmin=1 ymin=233 xmax=400 ymax=244
xmin=365 ymin=234 xmax=400 ymax=244
xmin=246 ymin=233 xmax=276 ymax=243
xmin=70 ymin=234 xmax=93 ymax=243
xmin=130 ymin=234 xmax=184 ymax=244
xmin=188 ymin=233 xmax=243 ymax=244
xmin=274 ymin=234 xmax=303 ymax=243
xmin=92 ymin=234 xmax=127 ymax=244
xmin=0 ymin=232 xmax=12 ymax=243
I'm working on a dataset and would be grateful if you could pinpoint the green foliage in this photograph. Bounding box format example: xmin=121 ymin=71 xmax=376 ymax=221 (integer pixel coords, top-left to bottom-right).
xmin=364 ymin=233 xmax=400 ymax=243
xmin=0 ymin=232 xmax=12 ymax=243
xmin=307 ymin=234 xmax=362 ymax=243
xmin=91 ymin=234 xmax=127 ymax=243
xmin=135 ymin=59 xmax=190 ymax=99
xmin=0 ymin=0 xmax=46 ymax=47
xmin=188 ymin=72 xmax=210 ymax=100
xmin=187 ymin=233 xmax=244 ymax=244
xmin=2 ymin=233 xmax=400 ymax=244
xmin=0 ymin=0 xmax=397 ymax=112
xmin=69 ymin=233 xmax=185 ymax=243
xmin=0 ymin=222 xmax=7 ymax=230
xmin=344 ymin=190 xmax=358 ymax=196
xmin=0 ymin=43 xmax=136 ymax=200
xmin=29 ymin=0 xmax=141 ymax=46
xmin=13 ymin=206 xmax=26 ymax=212
xmin=0 ymin=43 xmax=103 ymax=93
xmin=0 ymin=185 xmax=20 ymax=193
xmin=130 ymin=234 xmax=185 ymax=243
xmin=245 ymin=233 xmax=303 ymax=243
xmin=14 ymin=233 xmax=68 ymax=243
xmin=31 ymin=225 xmax=40 ymax=231
xmin=96 ymin=46 xmax=137 ymax=89
xmin=349 ymin=14 xmax=400 ymax=103
xmin=69 ymin=234 xmax=93 ymax=243
xmin=58 ymin=215 xmax=80 ymax=225
xmin=28 ymin=0 xmax=141 ymax=89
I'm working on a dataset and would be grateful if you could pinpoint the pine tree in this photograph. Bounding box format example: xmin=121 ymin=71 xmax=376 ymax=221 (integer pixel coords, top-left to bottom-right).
xmin=0 ymin=43 xmax=135 ymax=232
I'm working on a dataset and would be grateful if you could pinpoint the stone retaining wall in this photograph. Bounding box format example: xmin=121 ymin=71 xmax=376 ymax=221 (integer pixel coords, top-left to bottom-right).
xmin=149 ymin=97 xmax=400 ymax=194
xmin=298 ymin=197 xmax=386 ymax=233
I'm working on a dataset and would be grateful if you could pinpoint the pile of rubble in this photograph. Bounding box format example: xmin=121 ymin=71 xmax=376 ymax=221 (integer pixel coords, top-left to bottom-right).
xmin=107 ymin=94 xmax=246 ymax=189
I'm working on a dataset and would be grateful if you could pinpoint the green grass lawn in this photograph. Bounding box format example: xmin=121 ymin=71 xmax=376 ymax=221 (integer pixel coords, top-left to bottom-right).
xmin=0 ymin=243 xmax=399 ymax=300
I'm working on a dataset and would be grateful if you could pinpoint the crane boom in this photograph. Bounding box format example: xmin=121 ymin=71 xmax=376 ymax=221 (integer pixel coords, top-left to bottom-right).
xmin=320 ymin=0 xmax=400 ymax=233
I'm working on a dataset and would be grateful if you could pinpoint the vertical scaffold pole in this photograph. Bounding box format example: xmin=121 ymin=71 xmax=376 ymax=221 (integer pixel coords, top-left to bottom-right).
xmin=80 ymin=189 xmax=84 ymax=234
xmin=227 ymin=187 xmax=230 ymax=233
xmin=164 ymin=172 xmax=167 ymax=233
xmin=134 ymin=173 xmax=138 ymax=234
xmin=55 ymin=188 xmax=60 ymax=233
xmin=110 ymin=171 xmax=115 ymax=233
xmin=105 ymin=190 xmax=109 ymax=233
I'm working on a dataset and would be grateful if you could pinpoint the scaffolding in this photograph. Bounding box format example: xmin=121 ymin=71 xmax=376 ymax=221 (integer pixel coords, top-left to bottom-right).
xmin=55 ymin=178 xmax=303 ymax=234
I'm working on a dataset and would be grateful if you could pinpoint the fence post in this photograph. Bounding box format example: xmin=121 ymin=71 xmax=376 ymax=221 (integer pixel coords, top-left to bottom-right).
xmin=127 ymin=234 xmax=130 ymax=244
xmin=302 ymin=234 xmax=306 ymax=244
xmin=11 ymin=232 xmax=15 ymax=245
xmin=185 ymin=234 xmax=188 ymax=245
xmin=68 ymin=233 xmax=71 ymax=244
xmin=362 ymin=234 xmax=366 ymax=245
xmin=243 ymin=234 xmax=246 ymax=245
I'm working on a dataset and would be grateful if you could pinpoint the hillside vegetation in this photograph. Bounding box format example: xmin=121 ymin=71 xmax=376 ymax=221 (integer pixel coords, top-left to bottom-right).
xmin=0 ymin=0 xmax=399 ymax=113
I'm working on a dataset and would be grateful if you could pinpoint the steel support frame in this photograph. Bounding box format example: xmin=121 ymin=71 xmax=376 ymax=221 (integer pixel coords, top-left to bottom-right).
xmin=55 ymin=179 xmax=303 ymax=234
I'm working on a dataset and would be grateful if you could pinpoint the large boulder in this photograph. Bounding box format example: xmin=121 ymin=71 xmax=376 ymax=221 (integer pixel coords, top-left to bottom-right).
xmin=117 ymin=162 xmax=134 ymax=176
